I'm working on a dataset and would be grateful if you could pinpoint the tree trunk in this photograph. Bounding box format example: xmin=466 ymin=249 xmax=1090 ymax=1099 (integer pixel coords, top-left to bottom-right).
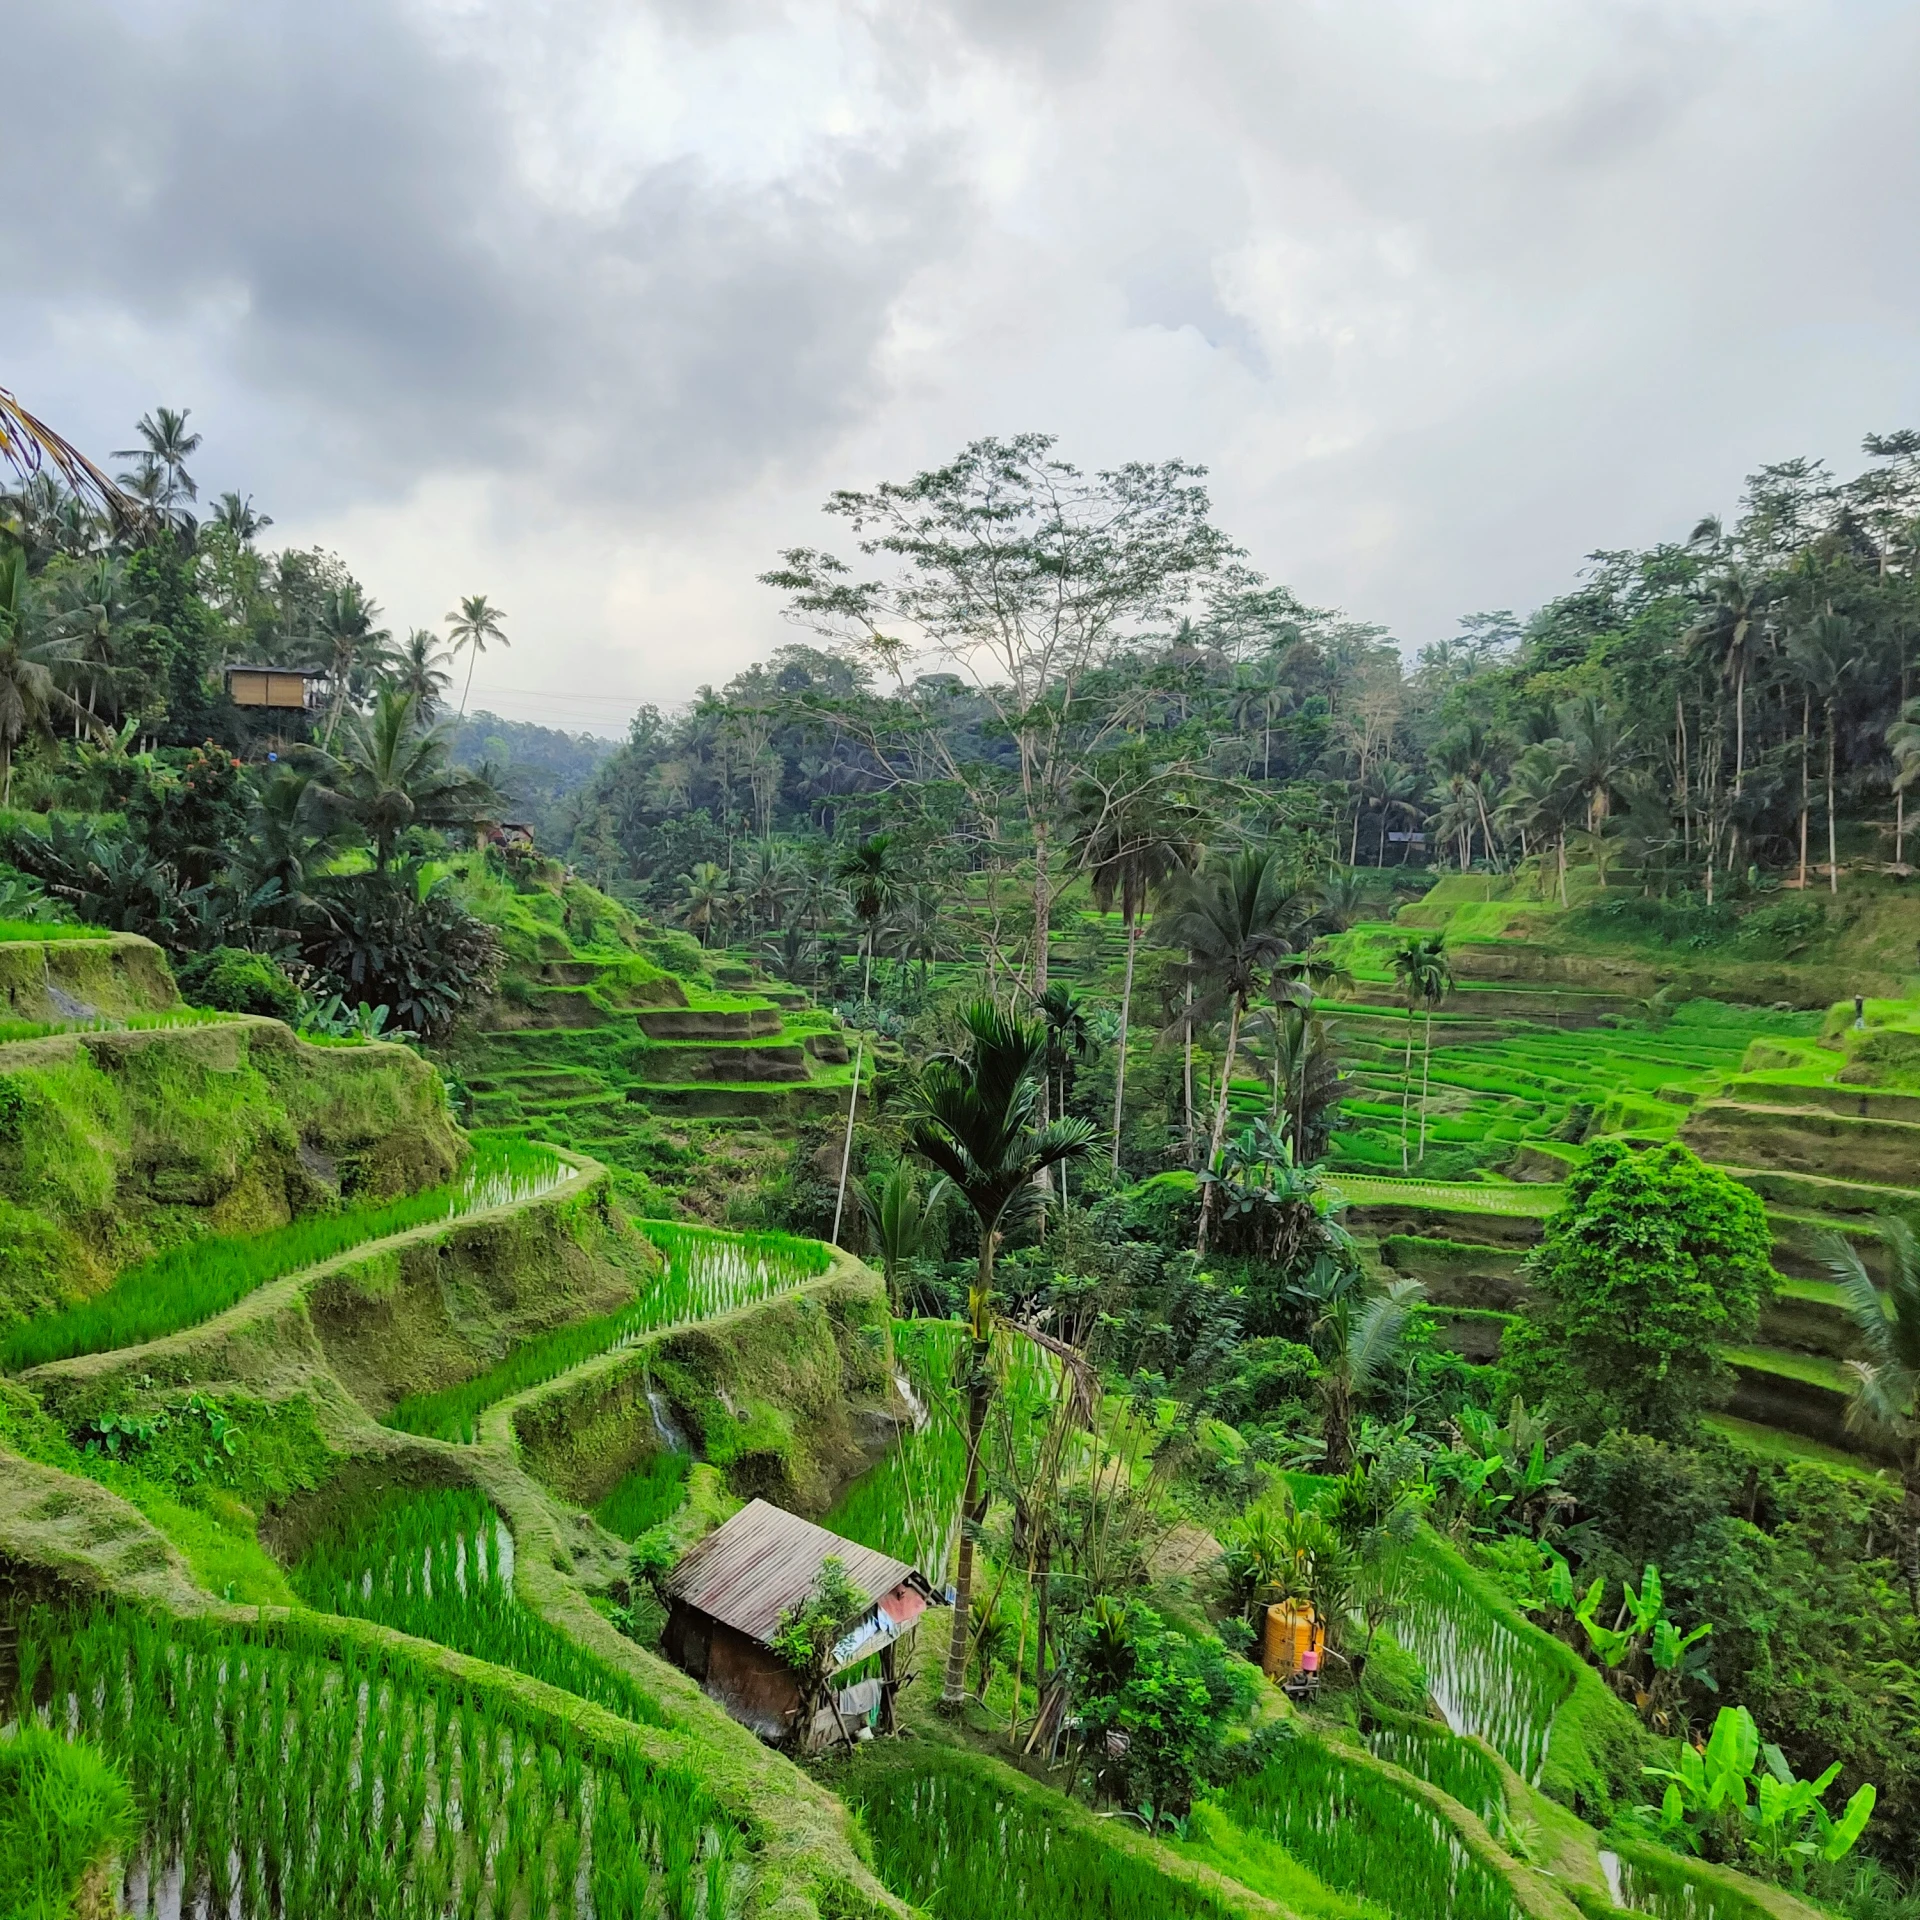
xmin=1031 ymin=815 xmax=1050 ymax=995
xmin=1798 ymin=692 xmax=1811 ymax=891
xmin=943 ymin=1239 xmax=996 ymax=1706
xmin=1734 ymin=655 xmax=1746 ymax=796
xmin=1400 ymin=1003 xmax=1416 ymax=1172
xmin=1418 ymin=1005 xmax=1434 ymax=1162
xmin=1181 ymin=976 xmax=1195 ymax=1165
xmin=1110 ymin=917 xmax=1137 ymax=1176
xmin=1196 ymin=999 xmax=1244 ymax=1254
xmin=1557 ymin=830 xmax=1568 ymax=909
xmin=1826 ymin=703 xmax=1839 ymax=895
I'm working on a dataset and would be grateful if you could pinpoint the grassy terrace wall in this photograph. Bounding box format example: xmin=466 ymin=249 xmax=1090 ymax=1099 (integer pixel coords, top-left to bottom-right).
xmin=506 ymin=1252 xmax=896 ymax=1517
xmin=0 ymin=929 xmax=178 ymax=1022
xmin=0 ymin=1015 xmax=463 ymax=1329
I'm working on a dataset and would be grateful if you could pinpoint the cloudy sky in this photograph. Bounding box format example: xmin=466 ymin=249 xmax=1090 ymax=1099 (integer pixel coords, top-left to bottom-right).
xmin=7 ymin=0 xmax=1919 ymax=734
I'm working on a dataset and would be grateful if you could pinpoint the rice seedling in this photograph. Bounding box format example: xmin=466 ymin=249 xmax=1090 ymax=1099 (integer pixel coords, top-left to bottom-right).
xmin=844 ymin=1745 xmax=1254 ymax=1919
xmin=1396 ymin=1541 xmax=1569 ymax=1785
xmin=289 ymin=1484 xmax=671 ymax=1728
xmin=18 ymin=1596 xmax=743 ymax=1920
xmin=3 ymin=1132 xmax=567 ymax=1369
xmin=386 ymin=1221 xmax=830 ymax=1441
xmin=1217 ymin=1732 xmax=1526 ymax=1920
xmin=594 ymin=1449 xmax=692 ymax=1539
xmin=1363 ymin=1718 xmax=1509 ymax=1835
xmin=1598 ymin=1843 xmax=1771 ymax=1920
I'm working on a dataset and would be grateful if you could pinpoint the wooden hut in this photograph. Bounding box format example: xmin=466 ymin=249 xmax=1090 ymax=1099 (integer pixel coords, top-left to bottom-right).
xmin=662 ymin=1500 xmax=940 ymax=1747
xmin=224 ymin=665 xmax=323 ymax=713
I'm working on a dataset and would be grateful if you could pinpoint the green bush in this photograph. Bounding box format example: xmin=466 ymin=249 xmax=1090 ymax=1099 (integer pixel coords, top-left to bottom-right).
xmin=175 ymin=945 xmax=301 ymax=1019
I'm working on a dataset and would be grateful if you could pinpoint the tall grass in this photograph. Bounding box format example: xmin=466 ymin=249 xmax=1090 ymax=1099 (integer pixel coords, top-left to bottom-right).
xmin=595 ymin=1451 xmax=692 ymax=1539
xmin=2 ymin=1134 xmax=567 ymax=1370
xmin=288 ymin=1484 xmax=670 ymax=1728
xmin=1397 ymin=1541 xmax=1569 ymax=1785
xmin=844 ymin=1746 xmax=1255 ymax=1920
xmin=1217 ymin=1733 xmax=1525 ymax=1920
xmin=386 ymin=1222 xmax=831 ymax=1442
xmin=1363 ymin=1718 xmax=1509 ymax=1835
xmin=20 ymin=1598 xmax=741 ymax=1920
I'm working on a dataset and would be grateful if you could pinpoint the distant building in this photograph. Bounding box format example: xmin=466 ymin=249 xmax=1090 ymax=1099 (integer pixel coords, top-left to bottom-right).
xmin=662 ymin=1499 xmax=940 ymax=1747
xmin=224 ymin=665 xmax=324 ymax=712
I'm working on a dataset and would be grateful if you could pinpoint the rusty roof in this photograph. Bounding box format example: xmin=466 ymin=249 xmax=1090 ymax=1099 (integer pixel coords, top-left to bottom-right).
xmin=664 ymin=1499 xmax=939 ymax=1647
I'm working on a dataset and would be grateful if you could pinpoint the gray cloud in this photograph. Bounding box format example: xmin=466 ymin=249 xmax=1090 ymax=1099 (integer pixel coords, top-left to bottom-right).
xmin=5 ymin=0 xmax=1920 ymax=718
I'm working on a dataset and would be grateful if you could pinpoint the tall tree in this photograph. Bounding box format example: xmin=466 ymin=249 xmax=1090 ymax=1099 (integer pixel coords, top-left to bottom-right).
xmin=1686 ymin=563 xmax=1767 ymax=798
xmin=314 ymin=585 xmax=391 ymax=745
xmin=390 ymin=629 xmax=452 ymax=715
xmin=446 ymin=594 xmax=510 ymax=722
xmin=1388 ymin=935 xmax=1449 ymax=1173
xmin=0 ymin=548 xmax=81 ymax=802
xmin=1821 ymin=1219 xmax=1920 ymax=1610
xmin=1071 ymin=759 xmax=1204 ymax=1174
xmin=1890 ymin=694 xmax=1920 ymax=873
xmin=835 ymin=833 xmax=899 ymax=1000
xmin=112 ymin=406 xmax=201 ymax=515
xmin=1788 ymin=611 xmax=1859 ymax=895
xmin=907 ymin=1001 xmax=1095 ymax=1706
xmin=765 ymin=434 xmax=1235 ymax=992
xmin=1165 ymin=846 xmax=1315 ymax=1252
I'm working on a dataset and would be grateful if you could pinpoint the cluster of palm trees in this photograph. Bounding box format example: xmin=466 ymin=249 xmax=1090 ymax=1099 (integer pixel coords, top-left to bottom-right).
xmin=1 ymin=403 xmax=516 ymax=793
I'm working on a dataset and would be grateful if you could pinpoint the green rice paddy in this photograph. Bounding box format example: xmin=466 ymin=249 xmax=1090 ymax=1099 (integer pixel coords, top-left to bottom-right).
xmin=1217 ymin=1733 xmax=1526 ymax=1920
xmin=22 ymin=1598 xmax=740 ymax=1919
xmin=595 ymin=1450 xmax=693 ymax=1538
xmin=2 ymin=1133 xmax=567 ymax=1370
xmin=288 ymin=1484 xmax=672 ymax=1729
xmin=384 ymin=1223 xmax=831 ymax=1441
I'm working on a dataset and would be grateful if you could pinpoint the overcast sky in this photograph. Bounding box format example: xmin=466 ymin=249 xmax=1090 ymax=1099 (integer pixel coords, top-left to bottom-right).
xmin=7 ymin=0 xmax=1919 ymax=735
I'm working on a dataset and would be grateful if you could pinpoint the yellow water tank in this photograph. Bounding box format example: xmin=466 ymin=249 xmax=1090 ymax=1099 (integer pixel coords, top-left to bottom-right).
xmin=1262 ymin=1603 xmax=1318 ymax=1679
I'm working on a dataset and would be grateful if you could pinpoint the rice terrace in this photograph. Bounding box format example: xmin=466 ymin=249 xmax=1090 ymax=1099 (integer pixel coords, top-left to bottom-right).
xmin=9 ymin=42 xmax=1920 ymax=1912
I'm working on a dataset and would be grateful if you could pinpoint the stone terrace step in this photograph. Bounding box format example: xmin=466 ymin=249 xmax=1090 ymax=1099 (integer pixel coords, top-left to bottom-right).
xmin=1683 ymin=1099 xmax=1920 ymax=1190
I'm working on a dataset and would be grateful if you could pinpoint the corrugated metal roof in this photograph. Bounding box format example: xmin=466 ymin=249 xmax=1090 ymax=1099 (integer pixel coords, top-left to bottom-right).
xmin=665 ymin=1499 xmax=939 ymax=1647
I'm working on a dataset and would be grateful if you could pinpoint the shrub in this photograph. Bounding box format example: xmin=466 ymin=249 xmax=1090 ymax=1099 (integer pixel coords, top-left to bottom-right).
xmin=175 ymin=945 xmax=301 ymax=1020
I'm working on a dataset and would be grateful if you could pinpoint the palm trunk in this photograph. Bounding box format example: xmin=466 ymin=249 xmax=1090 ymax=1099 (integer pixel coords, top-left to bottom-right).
xmin=1734 ymin=656 xmax=1746 ymax=796
xmin=1181 ymin=976 xmax=1195 ymax=1165
xmin=1031 ymin=816 xmax=1050 ymax=995
xmin=1110 ymin=917 xmax=1137 ymax=1176
xmin=1195 ymin=999 xmax=1244 ymax=1254
xmin=1418 ymin=1005 xmax=1434 ymax=1161
xmin=1798 ymin=692 xmax=1811 ymax=890
xmin=1826 ymin=704 xmax=1839 ymax=895
xmin=1400 ymin=1003 xmax=1416 ymax=1172
xmin=1557 ymin=829 xmax=1568 ymax=909
xmin=942 ymin=1237 xmax=997 ymax=1706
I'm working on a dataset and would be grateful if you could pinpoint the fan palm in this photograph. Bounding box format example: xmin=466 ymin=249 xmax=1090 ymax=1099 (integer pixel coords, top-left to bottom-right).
xmin=303 ymin=689 xmax=498 ymax=871
xmin=1163 ymin=846 xmax=1316 ymax=1252
xmin=907 ymin=1001 xmax=1096 ymax=1705
xmin=446 ymin=593 xmax=509 ymax=722
xmin=1821 ymin=1220 xmax=1920 ymax=1608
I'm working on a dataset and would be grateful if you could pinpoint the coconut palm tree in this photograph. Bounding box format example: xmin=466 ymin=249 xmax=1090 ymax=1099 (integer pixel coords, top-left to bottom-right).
xmin=1687 ymin=564 xmax=1768 ymax=798
xmin=679 ymin=861 xmax=730 ymax=947
xmin=445 ymin=594 xmax=510 ymax=722
xmin=1393 ymin=935 xmax=1452 ymax=1164
xmin=1558 ymin=696 xmax=1636 ymax=882
xmin=112 ymin=406 xmax=201 ymax=514
xmin=303 ymin=688 xmax=498 ymax=872
xmin=1789 ymin=612 xmax=1860 ymax=895
xmin=212 ymin=492 xmax=273 ymax=545
xmin=835 ymin=833 xmax=899 ymax=999
xmin=48 ymin=555 xmax=141 ymax=734
xmin=1497 ymin=744 xmax=1580 ymax=905
xmin=1294 ymin=1264 xmax=1426 ymax=1474
xmin=314 ymin=585 xmax=391 ymax=745
xmin=1 ymin=385 xmax=144 ymax=534
xmin=1821 ymin=1219 xmax=1920 ymax=1609
xmin=907 ymin=1001 xmax=1096 ymax=1707
xmin=390 ymin=630 xmax=452 ymax=716
xmin=1071 ymin=764 xmax=1203 ymax=1174
xmin=0 ymin=548 xmax=78 ymax=804
xmin=1163 ymin=846 xmax=1316 ymax=1253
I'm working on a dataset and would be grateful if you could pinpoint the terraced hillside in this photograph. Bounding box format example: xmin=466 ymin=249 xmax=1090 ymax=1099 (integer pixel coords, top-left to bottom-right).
xmin=438 ymin=866 xmax=857 ymax=1214
xmin=0 ymin=936 xmax=919 ymax=1917
xmin=1301 ymin=877 xmax=1920 ymax=1472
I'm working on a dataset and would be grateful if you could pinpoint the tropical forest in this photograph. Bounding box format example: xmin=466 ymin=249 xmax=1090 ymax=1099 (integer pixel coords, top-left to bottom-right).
xmin=4 ymin=395 xmax=1920 ymax=1920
